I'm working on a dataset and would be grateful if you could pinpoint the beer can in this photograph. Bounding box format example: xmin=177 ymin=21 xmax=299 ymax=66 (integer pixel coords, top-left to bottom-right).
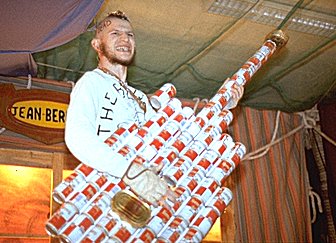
xmin=230 ymin=142 xmax=246 ymax=166
xmin=96 ymin=215 xmax=119 ymax=235
xmin=150 ymin=137 xmax=165 ymax=152
xmin=181 ymin=227 xmax=203 ymax=242
xmin=191 ymin=215 xmax=213 ymax=238
xmin=92 ymin=193 xmax=111 ymax=212
xmin=139 ymin=145 xmax=158 ymax=161
xmin=174 ymin=185 xmax=191 ymax=202
xmin=81 ymin=183 xmax=99 ymax=201
xmin=159 ymin=98 xmax=182 ymax=119
xmin=186 ymin=166 xmax=206 ymax=183
xmin=131 ymin=227 xmax=156 ymax=243
xmin=157 ymin=226 xmax=180 ymax=243
xmin=126 ymin=134 xmax=145 ymax=152
xmin=75 ymin=163 xmax=97 ymax=180
xmin=117 ymin=145 xmax=136 ymax=160
xmin=112 ymin=223 xmax=135 ymax=242
xmin=194 ymin=178 xmax=217 ymax=203
xmin=199 ymin=206 xmax=219 ymax=224
xmin=196 ymin=157 xmax=214 ymax=173
xmin=149 ymin=206 xmax=173 ymax=235
xmin=176 ymin=203 xmax=198 ymax=224
xmin=90 ymin=173 xmax=108 ymax=190
xmin=104 ymin=135 xmax=121 ymax=149
xmin=178 ymin=176 xmax=198 ymax=194
xmin=111 ymin=122 xmax=138 ymax=145
xmin=83 ymin=204 xmax=103 ymax=223
xmin=172 ymin=157 xmax=192 ymax=173
xmin=184 ymin=141 xmax=206 ymax=162
xmin=210 ymin=93 xmax=228 ymax=110
xmin=45 ymin=202 xmax=78 ymax=236
xmin=69 ymin=189 xmax=95 ymax=213
xmin=168 ymin=216 xmax=188 ymax=233
xmin=143 ymin=115 xmax=166 ymax=136
xmin=64 ymin=171 xmax=86 ymax=189
xmin=163 ymin=166 xmax=184 ymax=186
xmin=150 ymin=83 xmax=177 ymax=110
xmin=103 ymin=179 xmax=126 ymax=198
xmin=216 ymin=187 xmax=233 ymax=207
xmin=52 ymin=182 xmax=75 ymax=204
xmin=172 ymin=132 xmax=193 ymax=153
xmin=60 ymin=223 xmax=85 ymax=243
xmin=81 ymin=225 xmax=107 ymax=243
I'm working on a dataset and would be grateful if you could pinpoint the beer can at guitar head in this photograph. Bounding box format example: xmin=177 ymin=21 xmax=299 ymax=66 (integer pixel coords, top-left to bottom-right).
xmin=45 ymin=202 xmax=78 ymax=237
xmin=150 ymin=83 xmax=177 ymax=110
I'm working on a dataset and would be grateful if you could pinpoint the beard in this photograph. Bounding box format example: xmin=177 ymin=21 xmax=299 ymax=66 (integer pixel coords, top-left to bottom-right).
xmin=100 ymin=43 xmax=135 ymax=66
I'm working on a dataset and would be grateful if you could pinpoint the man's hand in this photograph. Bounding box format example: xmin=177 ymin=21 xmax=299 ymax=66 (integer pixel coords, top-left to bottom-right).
xmin=123 ymin=162 xmax=175 ymax=206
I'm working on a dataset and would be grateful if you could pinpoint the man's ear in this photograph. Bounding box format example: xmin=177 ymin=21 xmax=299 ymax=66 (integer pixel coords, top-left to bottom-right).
xmin=91 ymin=38 xmax=101 ymax=52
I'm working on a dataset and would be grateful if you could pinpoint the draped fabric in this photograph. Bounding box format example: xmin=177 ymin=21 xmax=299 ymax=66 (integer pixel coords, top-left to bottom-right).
xmin=227 ymin=107 xmax=312 ymax=242
xmin=0 ymin=0 xmax=104 ymax=76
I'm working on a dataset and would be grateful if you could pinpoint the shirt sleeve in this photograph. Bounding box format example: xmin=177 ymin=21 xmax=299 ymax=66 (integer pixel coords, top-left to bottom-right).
xmin=64 ymin=72 xmax=132 ymax=178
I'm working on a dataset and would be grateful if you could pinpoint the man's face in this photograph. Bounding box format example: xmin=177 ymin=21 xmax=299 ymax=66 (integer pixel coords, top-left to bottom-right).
xmin=97 ymin=17 xmax=136 ymax=66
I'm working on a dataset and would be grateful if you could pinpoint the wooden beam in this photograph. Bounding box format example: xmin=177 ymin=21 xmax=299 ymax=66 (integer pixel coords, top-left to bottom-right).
xmin=49 ymin=152 xmax=64 ymax=243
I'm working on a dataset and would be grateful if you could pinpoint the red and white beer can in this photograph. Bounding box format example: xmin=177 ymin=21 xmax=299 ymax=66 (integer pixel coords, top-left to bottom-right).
xmin=45 ymin=202 xmax=78 ymax=236
xmin=131 ymin=227 xmax=156 ymax=243
xmin=186 ymin=166 xmax=206 ymax=183
xmin=181 ymin=227 xmax=203 ymax=242
xmin=168 ymin=216 xmax=188 ymax=233
xmin=191 ymin=215 xmax=214 ymax=238
xmin=96 ymin=215 xmax=119 ymax=236
xmin=83 ymin=204 xmax=103 ymax=223
xmin=81 ymin=225 xmax=107 ymax=243
xmin=149 ymin=206 xmax=173 ymax=235
xmin=178 ymin=176 xmax=198 ymax=194
xmin=150 ymin=83 xmax=177 ymax=110
xmin=157 ymin=227 xmax=180 ymax=243
xmin=159 ymin=98 xmax=182 ymax=119
xmin=52 ymin=182 xmax=75 ymax=204
xmin=112 ymin=223 xmax=135 ymax=242
xmin=172 ymin=131 xmax=193 ymax=153
xmin=75 ymin=163 xmax=97 ymax=180
xmin=103 ymin=179 xmax=126 ymax=198
xmin=194 ymin=178 xmax=218 ymax=203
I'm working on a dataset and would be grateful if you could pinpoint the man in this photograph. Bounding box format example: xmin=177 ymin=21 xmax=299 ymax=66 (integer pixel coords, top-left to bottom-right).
xmin=65 ymin=11 xmax=172 ymax=205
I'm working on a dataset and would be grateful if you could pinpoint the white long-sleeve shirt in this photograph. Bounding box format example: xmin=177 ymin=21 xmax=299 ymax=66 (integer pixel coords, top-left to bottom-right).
xmin=65 ymin=68 xmax=155 ymax=177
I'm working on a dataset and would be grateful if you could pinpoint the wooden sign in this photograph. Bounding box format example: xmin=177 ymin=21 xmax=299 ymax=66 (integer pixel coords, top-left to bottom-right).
xmin=0 ymin=83 xmax=69 ymax=144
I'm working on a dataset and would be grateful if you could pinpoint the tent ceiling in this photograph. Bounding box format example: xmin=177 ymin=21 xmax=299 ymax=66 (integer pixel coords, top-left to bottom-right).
xmin=28 ymin=1 xmax=336 ymax=111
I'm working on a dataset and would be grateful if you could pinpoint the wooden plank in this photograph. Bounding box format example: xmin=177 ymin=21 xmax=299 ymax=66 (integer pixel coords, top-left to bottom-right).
xmin=0 ymin=147 xmax=80 ymax=170
xmin=49 ymin=153 xmax=64 ymax=243
xmin=50 ymin=152 xmax=64 ymax=213
xmin=0 ymin=148 xmax=53 ymax=168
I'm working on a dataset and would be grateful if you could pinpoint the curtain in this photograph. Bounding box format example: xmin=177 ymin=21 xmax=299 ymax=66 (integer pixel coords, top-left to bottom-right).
xmin=227 ymin=107 xmax=312 ymax=242
xmin=0 ymin=0 xmax=104 ymax=76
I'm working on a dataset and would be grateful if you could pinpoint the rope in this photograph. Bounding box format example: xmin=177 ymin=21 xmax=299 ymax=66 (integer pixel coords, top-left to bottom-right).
xmin=309 ymin=186 xmax=323 ymax=223
xmin=242 ymin=107 xmax=336 ymax=161
xmin=36 ymin=62 xmax=85 ymax=74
